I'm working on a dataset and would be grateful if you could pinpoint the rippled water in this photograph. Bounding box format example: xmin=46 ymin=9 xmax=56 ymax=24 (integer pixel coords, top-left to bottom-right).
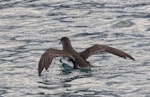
xmin=0 ymin=0 xmax=150 ymax=97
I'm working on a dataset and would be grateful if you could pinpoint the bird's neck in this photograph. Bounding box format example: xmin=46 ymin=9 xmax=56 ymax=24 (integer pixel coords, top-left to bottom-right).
xmin=63 ymin=42 xmax=74 ymax=52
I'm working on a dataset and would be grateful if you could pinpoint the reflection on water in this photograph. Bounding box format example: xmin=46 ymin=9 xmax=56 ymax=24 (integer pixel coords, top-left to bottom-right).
xmin=0 ymin=0 xmax=150 ymax=97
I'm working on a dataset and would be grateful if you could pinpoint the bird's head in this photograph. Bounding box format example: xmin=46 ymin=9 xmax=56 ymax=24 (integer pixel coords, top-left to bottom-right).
xmin=59 ymin=37 xmax=73 ymax=50
xmin=59 ymin=37 xmax=70 ymax=45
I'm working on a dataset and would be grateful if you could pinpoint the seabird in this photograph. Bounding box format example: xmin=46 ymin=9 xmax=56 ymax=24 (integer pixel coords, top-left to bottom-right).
xmin=38 ymin=37 xmax=135 ymax=76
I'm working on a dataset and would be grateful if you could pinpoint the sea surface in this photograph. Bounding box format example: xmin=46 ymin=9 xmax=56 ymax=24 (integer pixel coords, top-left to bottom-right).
xmin=0 ymin=0 xmax=150 ymax=97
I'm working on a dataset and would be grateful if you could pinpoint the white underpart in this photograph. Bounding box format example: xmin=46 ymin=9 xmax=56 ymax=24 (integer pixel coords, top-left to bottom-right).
xmin=60 ymin=57 xmax=74 ymax=68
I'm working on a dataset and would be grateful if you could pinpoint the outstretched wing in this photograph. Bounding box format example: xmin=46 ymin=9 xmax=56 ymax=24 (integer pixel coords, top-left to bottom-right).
xmin=38 ymin=48 xmax=74 ymax=76
xmin=80 ymin=44 xmax=135 ymax=60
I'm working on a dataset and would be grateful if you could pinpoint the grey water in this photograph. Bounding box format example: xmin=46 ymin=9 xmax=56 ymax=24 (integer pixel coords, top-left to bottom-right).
xmin=0 ymin=0 xmax=150 ymax=97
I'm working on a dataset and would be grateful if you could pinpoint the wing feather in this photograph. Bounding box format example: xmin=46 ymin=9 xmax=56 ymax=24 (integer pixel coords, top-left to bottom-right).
xmin=80 ymin=44 xmax=135 ymax=60
xmin=38 ymin=48 xmax=74 ymax=76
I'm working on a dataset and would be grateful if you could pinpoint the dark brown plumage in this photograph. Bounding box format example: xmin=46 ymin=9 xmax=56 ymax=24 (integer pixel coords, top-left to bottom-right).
xmin=38 ymin=37 xmax=135 ymax=76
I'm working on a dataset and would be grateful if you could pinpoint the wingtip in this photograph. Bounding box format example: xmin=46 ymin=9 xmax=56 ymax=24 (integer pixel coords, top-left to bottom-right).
xmin=38 ymin=67 xmax=43 ymax=77
xmin=131 ymin=57 xmax=135 ymax=61
xmin=38 ymin=71 xmax=42 ymax=76
xmin=125 ymin=54 xmax=135 ymax=61
xmin=129 ymin=56 xmax=135 ymax=61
